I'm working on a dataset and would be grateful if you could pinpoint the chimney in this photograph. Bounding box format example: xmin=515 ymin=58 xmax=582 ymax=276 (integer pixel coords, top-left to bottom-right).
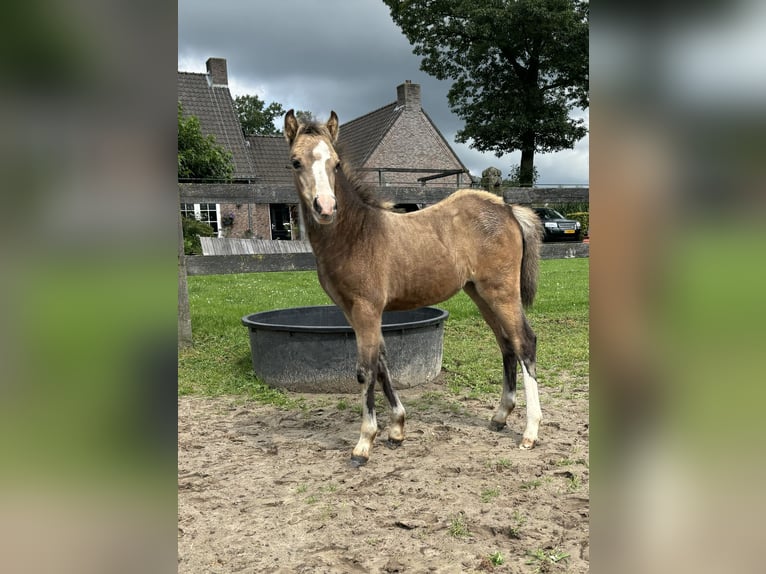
xmin=396 ymin=80 xmax=421 ymax=111
xmin=206 ymin=57 xmax=228 ymax=86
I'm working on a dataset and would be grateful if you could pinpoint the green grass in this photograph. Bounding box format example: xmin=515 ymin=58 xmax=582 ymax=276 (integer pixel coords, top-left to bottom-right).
xmin=526 ymin=548 xmax=570 ymax=572
xmin=447 ymin=512 xmax=471 ymax=538
xmin=488 ymin=551 xmax=505 ymax=566
xmin=178 ymin=259 xmax=588 ymax=405
xmin=480 ymin=487 xmax=500 ymax=503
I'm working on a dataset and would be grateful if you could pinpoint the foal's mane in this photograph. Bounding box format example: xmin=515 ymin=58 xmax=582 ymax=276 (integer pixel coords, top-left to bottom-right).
xmin=296 ymin=121 xmax=328 ymax=138
xmin=334 ymin=146 xmax=390 ymax=210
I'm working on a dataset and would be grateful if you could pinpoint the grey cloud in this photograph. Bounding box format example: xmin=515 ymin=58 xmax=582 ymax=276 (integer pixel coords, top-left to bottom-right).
xmin=178 ymin=0 xmax=588 ymax=184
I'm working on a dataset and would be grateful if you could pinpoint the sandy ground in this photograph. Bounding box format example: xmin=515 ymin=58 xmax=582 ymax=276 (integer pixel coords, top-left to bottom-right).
xmin=178 ymin=379 xmax=589 ymax=573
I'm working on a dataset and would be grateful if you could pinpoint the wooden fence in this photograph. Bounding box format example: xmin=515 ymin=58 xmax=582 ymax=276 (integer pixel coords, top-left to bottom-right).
xmin=178 ymin=183 xmax=588 ymax=344
xmin=188 ymin=239 xmax=588 ymax=276
xmin=178 ymin=182 xmax=589 ymax=206
xmin=180 ymin=183 xmax=588 ymax=276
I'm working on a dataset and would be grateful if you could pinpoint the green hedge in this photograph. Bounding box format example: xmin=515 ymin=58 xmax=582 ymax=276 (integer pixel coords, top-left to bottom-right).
xmin=566 ymin=211 xmax=589 ymax=236
xmin=182 ymin=217 xmax=215 ymax=255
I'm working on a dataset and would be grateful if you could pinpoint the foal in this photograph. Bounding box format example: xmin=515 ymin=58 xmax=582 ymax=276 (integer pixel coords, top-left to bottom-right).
xmin=284 ymin=110 xmax=543 ymax=466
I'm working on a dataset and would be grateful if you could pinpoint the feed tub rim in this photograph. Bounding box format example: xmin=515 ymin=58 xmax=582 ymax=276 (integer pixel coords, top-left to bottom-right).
xmin=241 ymin=305 xmax=449 ymax=334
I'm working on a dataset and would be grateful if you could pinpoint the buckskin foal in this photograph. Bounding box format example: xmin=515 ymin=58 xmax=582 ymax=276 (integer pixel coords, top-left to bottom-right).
xmin=284 ymin=110 xmax=543 ymax=466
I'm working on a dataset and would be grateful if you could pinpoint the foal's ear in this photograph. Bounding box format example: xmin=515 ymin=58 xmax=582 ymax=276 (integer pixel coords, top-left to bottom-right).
xmin=284 ymin=109 xmax=299 ymax=145
xmin=327 ymin=111 xmax=339 ymax=142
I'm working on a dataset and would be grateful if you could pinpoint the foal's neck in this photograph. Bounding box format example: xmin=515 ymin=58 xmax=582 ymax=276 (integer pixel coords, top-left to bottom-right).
xmin=305 ymin=167 xmax=382 ymax=250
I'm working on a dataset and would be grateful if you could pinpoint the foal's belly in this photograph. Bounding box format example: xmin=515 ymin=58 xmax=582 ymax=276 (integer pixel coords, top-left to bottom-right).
xmin=384 ymin=272 xmax=464 ymax=311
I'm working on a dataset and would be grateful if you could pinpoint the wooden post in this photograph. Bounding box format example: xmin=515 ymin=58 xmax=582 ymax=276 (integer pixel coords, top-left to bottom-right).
xmin=178 ymin=200 xmax=193 ymax=348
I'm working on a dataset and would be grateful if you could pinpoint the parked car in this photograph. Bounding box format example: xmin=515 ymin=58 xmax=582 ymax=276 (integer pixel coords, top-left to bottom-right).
xmin=532 ymin=207 xmax=582 ymax=242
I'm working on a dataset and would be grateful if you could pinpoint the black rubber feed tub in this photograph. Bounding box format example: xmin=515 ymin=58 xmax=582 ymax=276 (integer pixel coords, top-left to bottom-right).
xmin=242 ymin=305 xmax=448 ymax=393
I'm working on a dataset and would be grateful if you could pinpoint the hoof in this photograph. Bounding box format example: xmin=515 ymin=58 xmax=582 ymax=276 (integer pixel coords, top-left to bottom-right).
xmin=385 ymin=438 xmax=403 ymax=450
xmin=519 ymin=438 xmax=536 ymax=450
xmin=489 ymin=420 xmax=507 ymax=432
xmin=350 ymin=455 xmax=368 ymax=468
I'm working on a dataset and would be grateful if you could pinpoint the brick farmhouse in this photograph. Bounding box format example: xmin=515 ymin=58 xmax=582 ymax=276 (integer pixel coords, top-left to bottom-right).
xmin=178 ymin=58 xmax=472 ymax=240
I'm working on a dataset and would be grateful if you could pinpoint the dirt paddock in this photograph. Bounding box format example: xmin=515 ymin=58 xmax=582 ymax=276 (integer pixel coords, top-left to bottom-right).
xmin=178 ymin=380 xmax=589 ymax=573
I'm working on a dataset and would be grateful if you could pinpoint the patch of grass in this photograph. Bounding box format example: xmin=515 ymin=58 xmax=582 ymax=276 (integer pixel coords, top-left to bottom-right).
xmin=179 ymin=260 xmax=588 ymax=407
xmin=488 ymin=551 xmax=505 ymax=566
xmin=179 ymin=271 xmax=329 ymax=406
xmin=485 ymin=457 xmax=514 ymax=472
xmin=508 ymin=510 xmax=526 ymax=539
xmin=407 ymin=390 xmax=465 ymax=414
xmin=520 ymin=479 xmax=542 ymax=491
xmin=480 ymin=487 xmax=500 ymax=503
xmin=526 ymin=548 xmax=570 ymax=572
xmin=440 ymin=258 xmax=588 ymax=398
xmin=336 ymin=398 xmax=349 ymax=410
xmin=566 ymin=474 xmax=582 ymax=493
xmin=447 ymin=512 xmax=471 ymax=538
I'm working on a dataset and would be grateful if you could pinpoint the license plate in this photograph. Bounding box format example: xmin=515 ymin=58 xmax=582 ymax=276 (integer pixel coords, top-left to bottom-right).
xmin=564 ymin=229 xmax=575 ymax=234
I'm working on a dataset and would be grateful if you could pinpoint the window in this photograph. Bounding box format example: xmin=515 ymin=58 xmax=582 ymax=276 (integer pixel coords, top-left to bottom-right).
xmin=180 ymin=203 xmax=222 ymax=236
xmin=269 ymin=204 xmax=292 ymax=240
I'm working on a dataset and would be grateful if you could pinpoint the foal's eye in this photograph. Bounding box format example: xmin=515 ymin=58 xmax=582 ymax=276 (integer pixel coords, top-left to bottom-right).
xmin=335 ymin=161 xmax=341 ymax=171
xmin=291 ymin=159 xmax=301 ymax=170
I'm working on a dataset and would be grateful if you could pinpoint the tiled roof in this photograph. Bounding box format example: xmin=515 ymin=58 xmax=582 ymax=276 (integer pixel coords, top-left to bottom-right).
xmin=177 ymin=72 xmax=255 ymax=178
xmin=337 ymin=102 xmax=400 ymax=168
xmin=246 ymin=135 xmax=293 ymax=184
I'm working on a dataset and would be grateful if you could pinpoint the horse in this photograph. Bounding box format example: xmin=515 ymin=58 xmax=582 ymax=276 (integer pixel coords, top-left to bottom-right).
xmin=284 ymin=110 xmax=543 ymax=466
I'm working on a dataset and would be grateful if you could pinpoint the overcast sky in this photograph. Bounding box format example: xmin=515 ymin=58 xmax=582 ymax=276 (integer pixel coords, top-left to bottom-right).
xmin=178 ymin=0 xmax=589 ymax=185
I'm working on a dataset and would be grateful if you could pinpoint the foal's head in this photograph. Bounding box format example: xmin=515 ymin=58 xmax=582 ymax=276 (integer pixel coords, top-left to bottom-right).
xmin=284 ymin=110 xmax=341 ymax=225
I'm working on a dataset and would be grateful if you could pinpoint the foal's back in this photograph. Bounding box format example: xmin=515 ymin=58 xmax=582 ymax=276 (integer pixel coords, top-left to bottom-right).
xmin=376 ymin=189 xmax=525 ymax=310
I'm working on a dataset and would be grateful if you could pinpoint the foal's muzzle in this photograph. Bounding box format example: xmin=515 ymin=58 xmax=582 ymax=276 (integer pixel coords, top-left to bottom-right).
xmin=313 ymin=194 xmax=336 ymax=223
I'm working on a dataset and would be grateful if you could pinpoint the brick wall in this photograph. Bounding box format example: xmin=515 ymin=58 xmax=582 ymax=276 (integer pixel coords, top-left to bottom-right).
xmin=219 ymin=203 xmax=273 ymax=239
xmin=365 ymin=110 xmax=465 ymax=187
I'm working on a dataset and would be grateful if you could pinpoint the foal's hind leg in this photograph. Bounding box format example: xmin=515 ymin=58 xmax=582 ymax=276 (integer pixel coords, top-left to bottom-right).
xmin=515 ymin=314 xmax=541 ymax=449
xmin=468 ymin=283 xmax=542 ymax=449
xmin=464 ymin=284 xmax=518 ymax=431
xmin=377 ymin=342 xmax=406 ymax=447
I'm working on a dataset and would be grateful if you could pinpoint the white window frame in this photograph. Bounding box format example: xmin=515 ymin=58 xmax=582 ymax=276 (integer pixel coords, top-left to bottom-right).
xmin=181 ymin=203 xmax=223 ymax=237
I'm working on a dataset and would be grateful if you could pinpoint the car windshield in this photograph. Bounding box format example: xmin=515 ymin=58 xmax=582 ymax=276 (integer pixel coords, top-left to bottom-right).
xmin=534 ymin=208 xmax=565 ymax=220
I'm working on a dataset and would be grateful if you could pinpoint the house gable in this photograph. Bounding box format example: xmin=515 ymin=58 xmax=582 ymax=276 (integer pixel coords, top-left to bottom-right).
xmin=339 ymin=81 xmax=469 ymax=187
xmin=368 ymin=109 xmax=466 ymax=180
xmin=178 ymin=58 xmax=254 ymax=179
xmin=337 ymin=103 xmax=399 ymax=168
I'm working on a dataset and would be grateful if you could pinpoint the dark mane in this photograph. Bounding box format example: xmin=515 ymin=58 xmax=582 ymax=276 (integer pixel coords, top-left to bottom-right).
xmin=334 ymin=142 xmax=391 ymax=210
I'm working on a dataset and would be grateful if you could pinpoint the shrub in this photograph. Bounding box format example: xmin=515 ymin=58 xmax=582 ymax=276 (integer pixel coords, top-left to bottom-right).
xmin=566 ymin=211 xmax=589 ymax=237
xmin=182 ymin=216 xmax=215 ymax=255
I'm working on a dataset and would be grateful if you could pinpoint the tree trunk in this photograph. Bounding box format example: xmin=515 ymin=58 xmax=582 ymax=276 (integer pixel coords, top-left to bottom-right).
xmin=519 ymin=149 xmax=535 ymax=187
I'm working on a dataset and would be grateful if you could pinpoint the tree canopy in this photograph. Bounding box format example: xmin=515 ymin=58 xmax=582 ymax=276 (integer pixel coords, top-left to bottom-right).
xmin=383 ymin=0 xmax=588 ymax=185
xmin=177 ymin=102 xmax=233 ymax=180
xmin=234 ymin=94 xmax=286 ymax=136
xmin=234 ymin=94 xmax=316 ymax=136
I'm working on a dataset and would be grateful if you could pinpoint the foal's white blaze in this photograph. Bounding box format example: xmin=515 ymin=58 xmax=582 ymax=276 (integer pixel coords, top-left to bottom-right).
xmin=520 ymin=362 xmax=542 ymax=449
xmin=310 ymin=140 xmax=336 ymax=217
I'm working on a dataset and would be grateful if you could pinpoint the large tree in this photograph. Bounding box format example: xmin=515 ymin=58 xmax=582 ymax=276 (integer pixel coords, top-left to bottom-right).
xmin=384 ymin=0 xmax=588 ymax=185
xmin=234 ymin=94 xmax=285 ymax=136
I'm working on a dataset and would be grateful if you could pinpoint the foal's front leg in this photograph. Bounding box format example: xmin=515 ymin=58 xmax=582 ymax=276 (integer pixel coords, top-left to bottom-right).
xmin=350 ymin=312 xmax=383 ymax=467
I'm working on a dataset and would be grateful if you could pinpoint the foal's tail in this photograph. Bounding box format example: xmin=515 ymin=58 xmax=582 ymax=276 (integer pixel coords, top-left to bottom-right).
xmin=511 ymin=205 xmax=542 ymax=308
